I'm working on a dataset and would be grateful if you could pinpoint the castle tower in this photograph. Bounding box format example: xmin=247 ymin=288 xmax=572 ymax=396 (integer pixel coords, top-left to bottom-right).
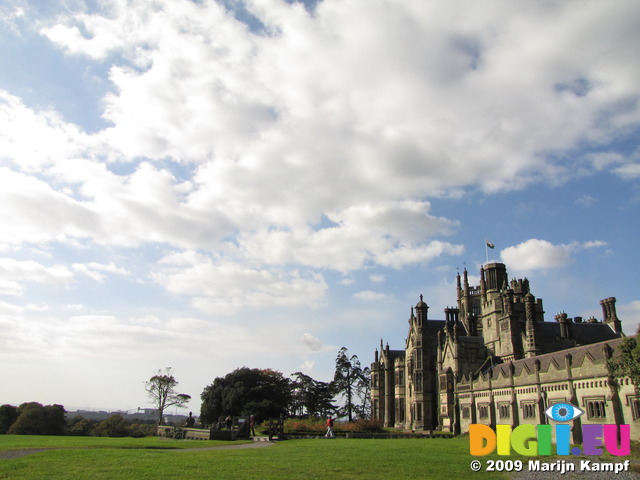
xmin=480 ymin=263 xmax=527 ymax=361
xmin=484 ymin=262 xmax=508 ymax=292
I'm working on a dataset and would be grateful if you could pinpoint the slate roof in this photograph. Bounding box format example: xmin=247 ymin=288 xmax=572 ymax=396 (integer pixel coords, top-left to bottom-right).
xmin=483 ymin=336 xmax=628 ymax=380
xmin=535 ymin=320 xmax=621 ymax=353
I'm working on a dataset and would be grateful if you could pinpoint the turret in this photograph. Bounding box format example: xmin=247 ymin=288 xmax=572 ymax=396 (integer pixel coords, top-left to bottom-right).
xmin=524 ymin=293 xmax=539 ymax=357
xmin=463 ymin=268 xmax=470 ymax=296
xmin=415 ymin=294 xmax=428 ymax=325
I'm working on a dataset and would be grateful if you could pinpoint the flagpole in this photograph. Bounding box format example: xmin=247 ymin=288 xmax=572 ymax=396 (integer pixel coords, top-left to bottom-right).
xmin=485 ymin=239 xmax=488 ymax=265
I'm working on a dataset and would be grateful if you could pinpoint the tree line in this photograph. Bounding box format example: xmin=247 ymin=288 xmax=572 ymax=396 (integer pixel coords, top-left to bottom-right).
xmin=1 ymin=347 xmax=370 ymax=436
xmin=0 ymin=402 xmax=156 ymax=437
xmin=153 ymin=347 xmax=371 ymax=426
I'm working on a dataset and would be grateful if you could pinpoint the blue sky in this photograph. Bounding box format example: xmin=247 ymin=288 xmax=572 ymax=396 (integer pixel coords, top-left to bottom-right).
xmin=1 ymin=0 xmax=639 ymax=413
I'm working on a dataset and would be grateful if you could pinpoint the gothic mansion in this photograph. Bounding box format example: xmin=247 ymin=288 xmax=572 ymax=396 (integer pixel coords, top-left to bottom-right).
xmin=370 ymin=262 xmax=640 ymax=440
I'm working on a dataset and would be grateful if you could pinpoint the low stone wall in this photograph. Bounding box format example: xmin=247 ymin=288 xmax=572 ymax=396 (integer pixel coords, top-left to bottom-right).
xmin=157 ymin=425 xmax=252 ymax=440
xmin=157 ymin=425 xmax=211 ymax=440
xmin=284 ymin=432 xmax=456 ymax=439
xmin=209 ymin=430 xmax=234 ymax=440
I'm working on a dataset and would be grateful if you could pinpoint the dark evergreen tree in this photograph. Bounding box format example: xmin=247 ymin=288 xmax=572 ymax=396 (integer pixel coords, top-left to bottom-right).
xmin=333 ymin=347 xmax=369 ymax=421
xmin=354 ymin=365 xmax=371 ymax=419
xmin=290 ymin=372 xmax=337 ymax=417
xmin=200 ymin=367 xmax=291 ymax=427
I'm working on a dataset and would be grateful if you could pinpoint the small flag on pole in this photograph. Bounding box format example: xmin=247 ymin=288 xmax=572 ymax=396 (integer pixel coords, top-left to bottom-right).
xmin=486 ymin=241 xmax=495 ymax=249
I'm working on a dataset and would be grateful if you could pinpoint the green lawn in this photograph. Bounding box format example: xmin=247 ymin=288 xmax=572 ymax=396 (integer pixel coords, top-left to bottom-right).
xmin=0 ymin=435 xmax=506 ymax=480
xmin=0 ymin=435 xmax=246 ymax=451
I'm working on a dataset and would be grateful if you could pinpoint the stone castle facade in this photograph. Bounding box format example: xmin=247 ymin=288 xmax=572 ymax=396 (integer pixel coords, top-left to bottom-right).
xmin=370 ymin=262 xmax=640 ymax=440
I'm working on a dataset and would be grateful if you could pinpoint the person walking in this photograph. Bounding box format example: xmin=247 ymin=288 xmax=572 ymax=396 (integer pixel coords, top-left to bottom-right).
xmin=225 ymin=415 xmax=232 ymax=431
xmin=249 ymin=415 xmax=256 ymax=436
xmin=325 ymin=416 xmax=335 ymax=438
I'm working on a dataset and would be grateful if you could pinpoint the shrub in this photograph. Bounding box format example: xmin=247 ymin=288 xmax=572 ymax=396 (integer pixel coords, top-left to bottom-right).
xmin=281 ymin=417 xmax=384 ymax=435
xmin=337 ymin=419 xmax=384 ymax=433
xmin=130 ymin=423 xmax=156 ymax=438
xmin=283 ymin=417 xmax=325 ymax=433
xmin=163 ymin=426 xmax=186 ymax=439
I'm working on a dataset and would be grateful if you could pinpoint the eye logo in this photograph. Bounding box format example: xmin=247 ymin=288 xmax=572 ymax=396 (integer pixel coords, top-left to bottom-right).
xmin=544 ymin=402 xmax=584 ymax=422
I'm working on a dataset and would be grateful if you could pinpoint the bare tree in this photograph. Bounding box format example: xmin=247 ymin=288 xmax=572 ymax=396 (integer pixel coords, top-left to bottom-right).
xmin=145 ymin=367 xmax=191 ymax=425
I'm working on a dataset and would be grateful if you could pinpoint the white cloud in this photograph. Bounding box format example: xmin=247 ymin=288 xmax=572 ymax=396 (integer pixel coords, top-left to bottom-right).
xmin=0 ymin=91 xmax=94 ymax=171
xmin=231 ymin=201 xmax=461 ymax=272
xmin=153 ymin=254 xmax=328 ymax=315
xmin=0 ymin=2 xmax=26 ymax=33
xmin=72 ymin=262 xmax=129 ymax=283
xmin=376 ymin=241 xmax=464 ymax=269
xmin=298 ymin=359 xmax=316 ymax=373
xmin=613 ymin=163 xmax=640 ymax=180
xmin=619 ymin=300 xmax=640 ymax=334
xmin=36 ymin=0 xmax=640 ymax=192
xmin=0 ymin=278 xmax=24 ymax=296
xmin=353 ymin=290 xmax=389 ymax=301
xmin=0 ymin=166 xmax=98 ymax=248
xmin=0 ymin=299 xmax=24 ymax=316
xmin=500 ymin=239 xmax=607 ymax=272
xmin=1 ymin=0 xmax=636 ymax=266
xmin=0 ymin=258 xmax=74 ymax=285
xmin=575 ymin=195 xmax=598 ymax=207
xmin=301 ymin=332 xmax=323 ymax=352
xmin=582 ymin=240 xmax=607 ymax=249
xmin=584 ymin=152 xmax=627 ymax=171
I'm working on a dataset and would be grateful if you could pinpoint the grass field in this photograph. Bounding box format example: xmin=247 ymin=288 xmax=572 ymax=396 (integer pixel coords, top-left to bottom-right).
xmin=0 ymin=435 xmax=507 ymax=480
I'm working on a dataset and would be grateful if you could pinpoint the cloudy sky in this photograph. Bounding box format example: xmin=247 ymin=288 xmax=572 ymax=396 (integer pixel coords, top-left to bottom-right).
xmin=1 ymin=0 xmax=639 ymax=413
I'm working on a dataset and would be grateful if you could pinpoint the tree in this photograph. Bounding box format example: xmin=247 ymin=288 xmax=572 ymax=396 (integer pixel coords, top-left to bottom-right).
xmin=354 ymin=365 xmax=372 ymax=420
xmin=200 ymin=367 xmax=291 ymax=427
xmin=608 ymin=332 xmax=640 ymax=394
xmin=0 ymin=404 xmax=18 ymax=434
xmin=290 ymin=372 xmax=337 ymax=417
xmin=145 ymin=368 xmax=191 ymax=425
xmin=43 ymin=404 xmax=67 ymax=435
xmin=333 ymin=347 xmax=369 ymax=421
xmin=95 ymin=415 xmax=130 ymax=437
xmin=68 ymin=416 xmax=94 ymax=436
xmin=6 ymin=402 xmax=66 ymax=435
